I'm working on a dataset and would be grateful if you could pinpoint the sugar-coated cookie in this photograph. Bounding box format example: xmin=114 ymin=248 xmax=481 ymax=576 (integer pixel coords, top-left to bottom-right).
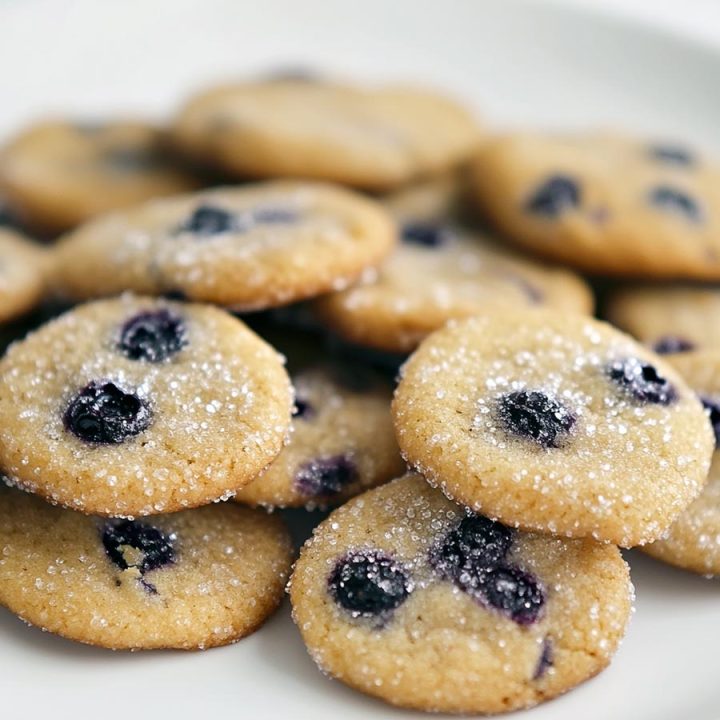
xmin=0 ymin=486 xmax=292 ymax=649
xmin=0 ymin=295 xmax=293 ymax=516
xmin=393 ymin=310 xmax=714 ymax=546
xmin=643 ymin=351 xmax=720 ymax=575
xmin=0 ymin=120 xmax=200 ymax=234
xmin=290 ymin=474 xmax=633 ymax=714
xmin=471 ymin=133 xmax=720 ymax=278
xmin=315 ymin=220 xmax=593 ymax=353
xmin=0 ymin=228 xmax=49 ymax=323
xmin=236 ymin=363 xmax=404 ymax=508
xmin=606 ymin=286 xmax=720 ymax=355
xmin=173 ymin=79 xmax=481 ymax=189
xmin=53 ymin=182 xmax=396 ymax=310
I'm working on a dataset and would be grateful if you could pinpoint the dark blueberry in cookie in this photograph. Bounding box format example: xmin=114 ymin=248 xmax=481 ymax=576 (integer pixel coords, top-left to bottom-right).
xmin=607 ymin=358 xmax=676 ymax=405
xmin=64 ymin=381 xmax=151 ymax=444
xmin=648 ymin=145 xmax=695 ymax=166
xmin=294 ymin=455 xmax=358 ymax=497
xmin=102 ymin=519 xmax=175 ymax=574
xmin=533 ymin=637 xmax=554 ymax=679
xmin=525 ymin=175 xmax=580 ymax=217
xmin=482 ymin=566 xmax=545 ymax=625
xmin=329 ymin=551 xmax=412 ymax=617
xmin=700 ymin=396 xmax=720 ymax=447
xmin=251 ymin=206 xmax=299 ymax=224
xmin=648 ymin=186 xmax=702 ymax=222
xmin=178 ymin=205 xmax=236 ymax=236
xmin=118 ymin=309 xmax=187 ymax=363
xmin=497 ymin=391 xmax=576 ymax=448
xmin=293 ymin=397 xmax=314 ymax=419
xmin=653 ymin=336 xmax=695 ymax=355
xmin=400 ymin=221 xmax=450 ymax=248
xmin=430 ymin=515 xmax=513 ymax=580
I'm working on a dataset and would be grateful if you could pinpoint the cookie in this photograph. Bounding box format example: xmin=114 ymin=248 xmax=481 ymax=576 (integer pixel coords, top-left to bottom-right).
xmin=236 ymin=363 xmax=405 ymax=508
xmin=471 ymin=133 xmax=720 ymax=278
xmin=0 ymin=485 xmax=293 ymax=649
xmin=0 ymin=295 xmax=293 ymax=517
xmin=314 ymin=220 xmax=593 ymax=353
xmin=0 ymin=120 xmax=200 ymax=234
xmin=53 ymin=181 xmax=396 ymax=310
xmin=290 ymin=473 xmax=632 ymax=714
xmin=606 ymin=285 xmax=720 ymax=355
xmin=393 ymin=309 xmax=714 ymax=546
xmin=643 ymin=351 xmax=720 ymax=575
xmin=0 ymin=228 xmax=49 ymax=323
xmin=173 ymin=79 xmax=481 ymax=189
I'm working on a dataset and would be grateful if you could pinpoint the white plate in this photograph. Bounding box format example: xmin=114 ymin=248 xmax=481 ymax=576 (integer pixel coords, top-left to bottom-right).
xmin=2 ymin=1 xmax=719 ymax=718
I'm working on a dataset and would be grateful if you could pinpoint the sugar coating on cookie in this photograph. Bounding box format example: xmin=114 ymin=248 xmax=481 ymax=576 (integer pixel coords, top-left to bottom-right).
xmin=0 ymin=228 xmax=49 ymax=323
xmin=315 ymin=221 xmax=593 ymax=353
xmin=0 ymin=295 xmax=293 ymax=516
xmin=290 ymin=474 xmax=633 ymax=714
xmin=173 ymin=79 xmax=481 ymax=189
xmin=471 ymin=133 xmax=720 ymax=279
xmin=0 ymin=120 xmax=200 ymax=234
xmin=236 ymin=363 xmax=405 ymax=508
xmin=606 ymin=286 xmax=720 ymax=355
xmin=643 ymin=351 xmax=720 ymax=575
xmin=0 ymin=486 xmax=293 ymax=649
xmin=53 ymin=181 xmax=396 ymax=310
xmin=393 ymin=310 xmax=714 ymax=546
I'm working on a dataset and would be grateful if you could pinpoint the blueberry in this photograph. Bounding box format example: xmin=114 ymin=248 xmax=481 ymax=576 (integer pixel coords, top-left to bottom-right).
xmin=64 ymin=381 xmax=151 ymax=444
xmin=178 ymin=205 xmax=236 ymax=236
xmin=400 ymin=221 xmax=450 ymax=248
xmin=533 ymin=637 xmax=554 ymax=679
xmin=102 ymin=519 xmax=175 ymax=574
xmin=294 ymin=455 xmax=357 ymax=497
xmin=607 ymin=358 xmax=676 ymax=405
xmin=293 ymin=397 xmax=314 ymax=419
xmin=648 ymin=145 xmax=695 ymax=166
xmin=118 ymin=309 xmax=187 ymax=363
xmin=648 ymin=186 xmax=702 ymax=222
xmin=251 ymin=207 xmax=298 ymax=224
xmin=652 ymin=336 xmax=695 ymax=355
xmin=700 ymin=396 xmax=720 ymax=447
xmin=497 ymin=391 xmax=576 ymax=448
xmin=482 ymin=566 xmax=545 ymax=625
xmin=525 ymin=175 xmax=580 ymax=217
xmin=430 ymin=515 xmax=513 ymax=581
xmin=328 ymin=550 xmax=412 ymax=617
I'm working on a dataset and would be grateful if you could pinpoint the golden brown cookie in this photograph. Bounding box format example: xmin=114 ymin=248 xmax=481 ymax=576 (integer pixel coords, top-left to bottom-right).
xmin=0 ymin=486 xmax=293 ymax=650
xmin=0 ymin=120 xmax=200 ymax=234
xmin=290 ymin=474 xmax=632 ymax=714
xmin=393 ymin=309 xmax=714 ymax=546
xmin=173 ymin=79 xmax=481 ymax=189
xmin=0 ymin=295 xmax=293 ymax=516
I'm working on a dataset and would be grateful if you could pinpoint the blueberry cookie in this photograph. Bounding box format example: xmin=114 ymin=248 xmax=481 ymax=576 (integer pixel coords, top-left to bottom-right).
xmin=53 ymin=181 xmax=396 ymax=310
xmin=0 ymin=228 xmax=49 ymax=323
xmin=173 ymin=79 xmax=481 ymax=190
xmin=236 ymin=363 xmax=404 ymax=508
xmin=290 ymin=474 xmax=632 ymax=714
xmin=314 ymin=220 xmax=593 ymax=353
xmin=0 ymin=120 xmax=201 ymax=234
xmin=606 ymin=286 xmax=720 ymax=355
xmin=0 ymin=295 xmax=293 ymax=516
xmin=471 ymin=133 xmax=720 ymax=278
xmin=0 ymin=485 xmax=292 ymax=649
xmin=393 ymin=309 xmax=714 ymax=546
xmin=643 ymin=351 xmax=720 ymax=575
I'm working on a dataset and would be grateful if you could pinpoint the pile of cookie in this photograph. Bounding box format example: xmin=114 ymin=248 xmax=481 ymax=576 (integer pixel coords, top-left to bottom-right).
xmin=0 ymin=74 xmax=717 ymax=715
